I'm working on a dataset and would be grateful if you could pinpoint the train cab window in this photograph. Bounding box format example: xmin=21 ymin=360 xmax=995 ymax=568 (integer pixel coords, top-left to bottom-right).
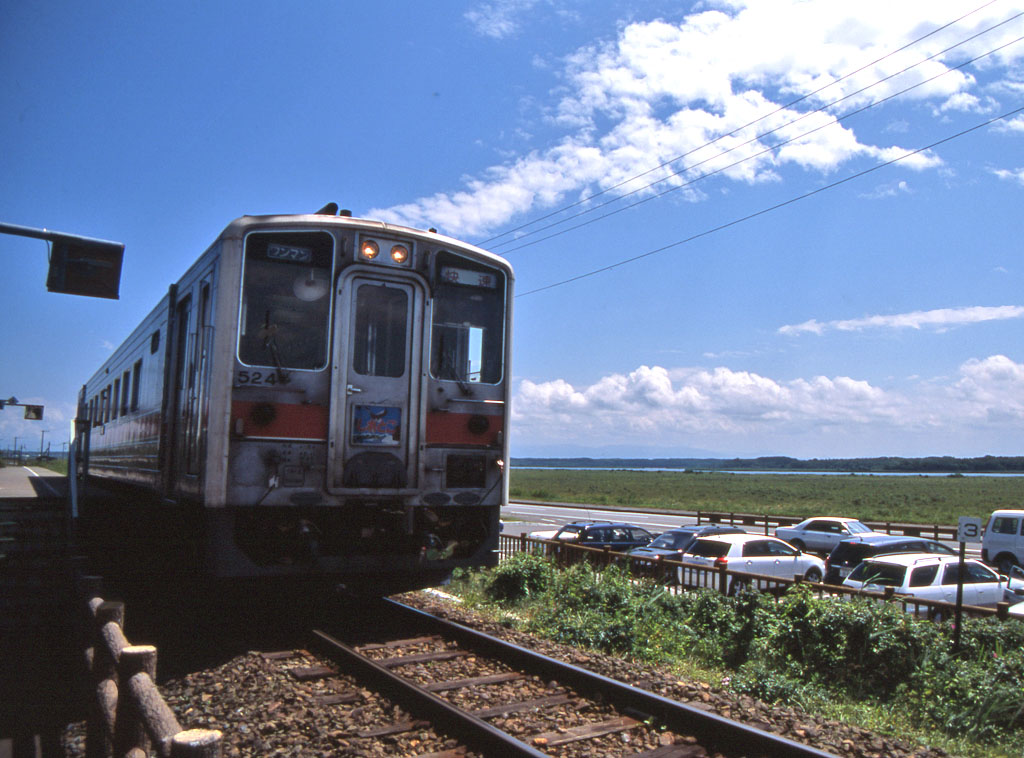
xmin=353 ymin=284 xmax=407 ymax=377
xmin=238 ymin=231 xmax=334 ymax=371
xmin=430 ymin=252 xmax=506 ymax=384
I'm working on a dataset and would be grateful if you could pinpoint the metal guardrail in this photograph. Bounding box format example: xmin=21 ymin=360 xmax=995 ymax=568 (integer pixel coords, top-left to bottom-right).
xmin=496 ymin=534 xmax=1014 ymax=621
xmin=694 ymin=510 xmax=960 ymax=541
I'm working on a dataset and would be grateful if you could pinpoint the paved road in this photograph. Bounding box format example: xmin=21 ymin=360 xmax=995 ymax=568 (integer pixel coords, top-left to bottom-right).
xmin=502 ymin=501 xmax=702 ymax=537
xmin=0 ymin=464 xmax=66 ymax=500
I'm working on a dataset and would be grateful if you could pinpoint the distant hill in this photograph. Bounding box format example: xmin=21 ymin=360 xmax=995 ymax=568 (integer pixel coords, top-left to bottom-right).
xmin=510 ymin=455 xmax=1024 ymax=473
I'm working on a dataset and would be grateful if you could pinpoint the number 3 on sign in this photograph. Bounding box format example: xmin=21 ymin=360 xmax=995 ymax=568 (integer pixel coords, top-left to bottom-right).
xmin=958 ymin=516 xmax=983 ymax=544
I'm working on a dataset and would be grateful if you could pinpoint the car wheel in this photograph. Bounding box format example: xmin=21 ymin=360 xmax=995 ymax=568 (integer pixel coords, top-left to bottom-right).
xmin=790 ymin=539 xmax=805 ymax=551
xmin=804 ymin=567 xmax=822 ymax=583
xmin=997 ymin=555 xmax=1019 ymax=575
xmin=728 ymin=579 xmax=748 ymax=596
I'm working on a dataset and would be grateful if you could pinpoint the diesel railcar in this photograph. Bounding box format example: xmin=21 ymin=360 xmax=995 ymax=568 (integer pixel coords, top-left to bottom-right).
xmin=74 ymin=205 xmax=512 ymax=594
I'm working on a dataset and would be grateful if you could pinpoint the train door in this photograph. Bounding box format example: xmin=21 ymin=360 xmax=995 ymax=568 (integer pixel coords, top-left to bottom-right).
xmin=183 ymin=281 xmax=213 ymax=476
xmin=168 ymin=294 xmax=193 ymax=494
xmin=169 ymin=278 xmax=213 ymax=497
xmin=327 ymin=273 xmax=423 ymax=492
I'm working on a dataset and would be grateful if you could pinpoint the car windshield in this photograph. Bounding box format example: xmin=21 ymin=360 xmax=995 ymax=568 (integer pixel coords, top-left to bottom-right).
xmin=848 ymin=521 xmax=872 ymax=534
xmin=649 ymin=532 xmax=689 ymax=549
xmin=555 ymin=526 xmax=583 ymax=539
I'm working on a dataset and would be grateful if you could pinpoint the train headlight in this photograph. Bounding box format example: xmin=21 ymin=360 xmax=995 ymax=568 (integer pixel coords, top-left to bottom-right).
xmin=359 ymin=240 xmax=380 ymax=260
xmin=390 ymin=244 xmax=409 ymax=264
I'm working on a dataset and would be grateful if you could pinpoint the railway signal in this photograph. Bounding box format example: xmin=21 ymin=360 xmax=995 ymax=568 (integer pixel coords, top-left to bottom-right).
xmin=0 ymin=221 xmax=125 ymax=299
xmin=1 ymin=396 xmax=44 ymax=420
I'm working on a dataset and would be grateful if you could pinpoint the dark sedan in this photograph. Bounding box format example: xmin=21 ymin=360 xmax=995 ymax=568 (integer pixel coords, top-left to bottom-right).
xmin=627 ymin=524 xmax=746 ymax=582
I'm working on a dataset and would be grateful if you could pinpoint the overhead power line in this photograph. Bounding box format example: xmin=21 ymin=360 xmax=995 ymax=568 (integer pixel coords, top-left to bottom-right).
xmin=477 ymin=0 xmax=1008 ymax=250
xmin=499 ymin=30 xmax=1024 ymax=256
xmin=516 ymin=105 xmax=1024 ymax=298
xmin=495 ymin=14 xmax=1024 ymax=255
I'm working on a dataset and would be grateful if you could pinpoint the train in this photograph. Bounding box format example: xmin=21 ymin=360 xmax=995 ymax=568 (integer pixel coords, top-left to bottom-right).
xmin=73 ymin=204 xmax=513 ymax=595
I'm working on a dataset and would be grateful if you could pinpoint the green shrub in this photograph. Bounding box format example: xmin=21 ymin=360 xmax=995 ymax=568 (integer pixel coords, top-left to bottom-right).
xmin=484 ymin=552 xmax=553 ymax=603
xmin=454 ymin=557 xmax=1024 ymax=749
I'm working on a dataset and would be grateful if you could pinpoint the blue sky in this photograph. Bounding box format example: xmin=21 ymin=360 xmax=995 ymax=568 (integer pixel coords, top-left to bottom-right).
xmin=2 ymin=0 xmax=1024 ymax=460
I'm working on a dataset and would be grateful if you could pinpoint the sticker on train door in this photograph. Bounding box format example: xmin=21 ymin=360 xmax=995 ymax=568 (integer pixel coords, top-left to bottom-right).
xmin=351 ymin=405 xmax=402 ymax=445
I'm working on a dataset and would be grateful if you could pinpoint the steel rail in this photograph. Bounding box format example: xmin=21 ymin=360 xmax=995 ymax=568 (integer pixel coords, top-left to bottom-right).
xmin=384 ymin=598 xmax=840 ymax=758
xmin=310 ymin=627 xmax=550 ymax=758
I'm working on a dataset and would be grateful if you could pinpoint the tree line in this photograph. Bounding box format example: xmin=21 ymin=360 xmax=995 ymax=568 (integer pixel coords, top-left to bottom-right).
xmin=510 ymin=455 xmax=1024 ymax=473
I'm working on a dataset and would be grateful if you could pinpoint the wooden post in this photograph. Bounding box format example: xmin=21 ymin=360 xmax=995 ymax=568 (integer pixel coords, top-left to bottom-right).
xmin=171 ymin=729 xmax=224 ymax=758
xmin=87 ymin=600 xmax=125 ymax=758
xmin=116 ymin=645 xmax=157 ymax=757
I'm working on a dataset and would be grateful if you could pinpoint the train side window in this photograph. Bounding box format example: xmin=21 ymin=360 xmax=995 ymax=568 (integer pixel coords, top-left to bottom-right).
xmin=131 ymin=360 xmax=142 ymax=411
xmin=111 ymin=379 xmax=120 ymax=420
xmin=121 ymin=371 xmax=131 ymax=415
xmin=430 ymin=252 xmax=506 ymax=384
xmin=151 ymin=331 xmax=160 ymax=354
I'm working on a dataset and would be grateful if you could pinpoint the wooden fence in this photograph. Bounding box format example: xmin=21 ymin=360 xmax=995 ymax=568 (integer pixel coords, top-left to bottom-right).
xmin=496 ymin=534 xmax=1015 ymax=621
xmin=80 ymin=577 xmax=223 ymax=758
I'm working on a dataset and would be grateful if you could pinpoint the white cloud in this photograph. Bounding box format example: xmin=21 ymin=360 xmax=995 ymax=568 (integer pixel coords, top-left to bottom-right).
xmin=373 ymin=0 xmax=1021 ymax=237
xmin=511 ymin=356 xmax=1024 ymax=455
xmin=858 ymin=179 xmax=911 ymax=199
xmin=465 ymin=0 xmax=541 ymax=39
xmin=778 ymin=305 xmax=1024 ymax=336
xmin=992 ymin=167 xmax=1024 ymax=186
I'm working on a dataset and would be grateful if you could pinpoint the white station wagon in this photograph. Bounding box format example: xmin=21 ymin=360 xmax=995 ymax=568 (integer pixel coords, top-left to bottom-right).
xmin=842 ymin=553 xmax=1016 ymax=609
xmin=680 ymin=533 xmax=825 ymax=594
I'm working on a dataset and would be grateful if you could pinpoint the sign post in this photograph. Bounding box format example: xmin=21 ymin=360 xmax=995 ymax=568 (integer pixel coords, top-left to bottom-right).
xmin=955 ymin=516 xmax=984 ymax=651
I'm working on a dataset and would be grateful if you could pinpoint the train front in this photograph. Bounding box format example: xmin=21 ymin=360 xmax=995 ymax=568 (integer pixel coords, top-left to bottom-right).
xmin=216 ymin=215 xmax=512 ymax=594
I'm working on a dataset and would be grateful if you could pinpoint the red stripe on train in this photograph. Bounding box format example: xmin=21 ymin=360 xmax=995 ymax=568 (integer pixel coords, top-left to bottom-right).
xmin=425 ymin=411 xmax=503 ymax=446
xmin=232 ymin=401 xmax=329 ymax=440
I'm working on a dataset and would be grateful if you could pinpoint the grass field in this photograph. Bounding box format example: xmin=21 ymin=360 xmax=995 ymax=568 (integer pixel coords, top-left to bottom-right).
xmin=509 ymin=468 xmax=1023 ymax=525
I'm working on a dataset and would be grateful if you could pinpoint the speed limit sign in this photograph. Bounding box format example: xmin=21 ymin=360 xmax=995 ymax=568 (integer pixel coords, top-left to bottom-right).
xmin=958 ymin=516 xmax=983 ymax=544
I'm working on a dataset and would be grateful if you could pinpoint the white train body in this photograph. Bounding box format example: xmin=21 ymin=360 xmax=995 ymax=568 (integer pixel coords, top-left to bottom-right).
xmin=76 ymin=210 xmax=512 ymax=593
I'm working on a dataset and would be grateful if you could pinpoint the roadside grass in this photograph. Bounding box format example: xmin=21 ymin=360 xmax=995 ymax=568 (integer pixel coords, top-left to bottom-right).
xmin=447 ymin=555 xmax=1024 ymax=758
xmin=23 ymin=458 xmax=68 ymax=475
xmin=509 ymin=469 xmax=1022 ymax=524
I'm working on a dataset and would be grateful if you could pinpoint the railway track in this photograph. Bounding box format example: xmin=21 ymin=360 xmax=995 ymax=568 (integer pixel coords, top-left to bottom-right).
xmin=295 ymin=598 xmax=838 ymax=758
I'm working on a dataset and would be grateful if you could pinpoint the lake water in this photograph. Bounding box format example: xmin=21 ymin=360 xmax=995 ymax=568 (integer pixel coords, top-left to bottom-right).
xmin=512 ymin=467 xmax=1024 ymax=477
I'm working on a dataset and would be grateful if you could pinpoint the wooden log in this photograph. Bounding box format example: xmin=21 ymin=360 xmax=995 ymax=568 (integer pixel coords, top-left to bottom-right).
xmin=115 ymin=645 xmax=157 ymax=757
xmin=170 ymin=729 xmax=223 ymax=758
xmin=126 ymin=671 xmax=183 ymax=758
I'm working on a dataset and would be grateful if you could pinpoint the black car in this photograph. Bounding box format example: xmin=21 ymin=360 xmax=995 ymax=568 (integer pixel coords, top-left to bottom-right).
xmin=824 ymin=534 xmax=957 ymax=584
xmin=535 ymin=521 xmax=656 ymax=552
xmin=627 ymin=524 xmax=746 ymax=558
xmin=626 ymin=524 xmax=746 ymax=582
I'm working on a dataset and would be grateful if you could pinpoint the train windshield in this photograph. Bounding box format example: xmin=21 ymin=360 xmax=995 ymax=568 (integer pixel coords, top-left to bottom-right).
xmin=238 ymin=231 xmax=334 ymax=371
xmin=430 ymin=252 xmax=506 ymax=384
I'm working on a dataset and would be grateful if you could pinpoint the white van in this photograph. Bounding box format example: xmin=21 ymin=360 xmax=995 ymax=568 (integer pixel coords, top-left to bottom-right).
xmin=981 ymin=510 xmax=1024 ymax=574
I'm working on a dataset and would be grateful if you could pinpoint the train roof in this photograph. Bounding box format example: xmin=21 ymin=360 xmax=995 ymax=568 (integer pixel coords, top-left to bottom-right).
xmin=216 ymin=208 xmax=512 ymax=273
